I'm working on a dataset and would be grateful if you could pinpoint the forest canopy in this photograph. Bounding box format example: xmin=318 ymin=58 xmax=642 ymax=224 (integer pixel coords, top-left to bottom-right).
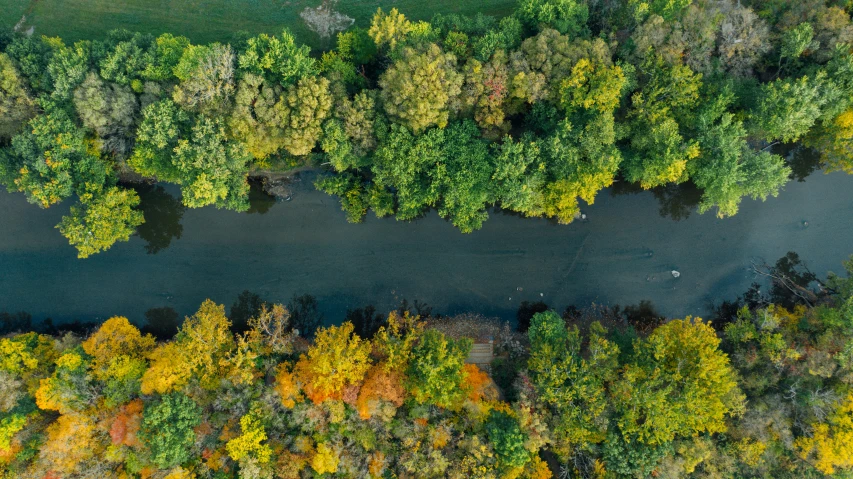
xmin=1 ymin=0 xmax=853 ymax=255
xmin=1 ymin=255 xmax=853 ymax=478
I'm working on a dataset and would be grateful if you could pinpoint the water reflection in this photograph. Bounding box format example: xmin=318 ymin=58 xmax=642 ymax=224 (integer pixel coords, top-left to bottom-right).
xmin=610 ymin=179 xmax=702 ymax=221
xmin=133 ymin=184 xmax=186 ymax=254
xmin=784 ymin=145 xmax=823 ymax=182
xmin=246 ymin=181 xmax=276 ymax=215
xmin=2 ymin=165 xmax=851 ymax=325
xmin=143 ymin=306 xmax=182 ymax=339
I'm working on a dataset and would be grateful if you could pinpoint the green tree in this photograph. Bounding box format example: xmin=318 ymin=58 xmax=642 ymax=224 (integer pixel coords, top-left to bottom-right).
xmin=517 ymin=0 xmax=589 ymax=36
xmin=97 ymin=30 xmax=155 ymax=88
xmin=73 ymin=72 xmax=138 ymax=157
xmin=490 ymin=134 xmax=547 ymax=217
xmin=436 ymin=121 xmax=494 ymax=232
xmin=173 ymin=43 xmax=235 ymax=113
xmin=131 ymin=101 xmax=250 ymax=211
xmin=378 ymin=44 xmax=463 ymax=132
xmin=238 ymin=30 xmax=316 ymax=86
xmin=624 ymin=58 xmax=702 ymax=189
xmin=45 ymin=38 xmax=91 ymax=100
xmin=5 ymin=106 xmax=109 ymax=208
xmin=527 ymin=312 xmax=618 ymax=457
xmin=320 ymin=119 xmax=360 ymax=172
xmin=369 ymin=121 xmax=494 ymax=232
xmin=690 ymin=91 xmax=790 ymax=217
xmin=328 ymin=91 xmax=378 ymax=164
xmin=5 ymin=36 xmax=54 ymax=93
xmin=0 ymin=52 xmax=36 ymax=139
xmin=778 ymin=22 xmax=816 ymax=74
xmin=228 ymin=73 xmax=287 ymax=160
xmin=172 ymin=117 xmax=251 ymax=210
xmin=485 ymin=410 xmax=531 ymax=469
xmin=336 ymin=28 xmax=378 ymax=66
xmin=635 ymin=0 xmax=693 ymax=21
xmin=278 ymin=76 xmax=332 ymax=156
xmin=538 ymin=114 xmax=622 ymax=224
xmin=140 ymin=393 xmax=201 ymax=469
xmin=141 ymin=33 xmax=190 ymax=81
xmin=371 ymin=124 xmax=445 ymax=220
xmin=315 ymin=172 xmax=393 ymax=223
xmin=405 ymin=329 xmax=471 ymax=408
xmin=129 ymin=99 xmax=191 ymax=182
xmin=57 ymin=186 xmax=145 ymax=258
xmin=752 ymin=73 xmax=829 ymax=143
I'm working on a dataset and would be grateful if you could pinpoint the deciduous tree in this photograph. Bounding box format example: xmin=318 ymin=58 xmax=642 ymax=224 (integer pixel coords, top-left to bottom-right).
xmin=57 ymin=186 xmax=145 ymax=258
xmin=405 ymin=329 xmax=471 ymax=408
xmin=379 ymin=44 xmax=463 ymax=132
xmin=0 ymin=53 xmax=35 ymax=139
xmin=295 ymin=322 xmax=372 ymax=403
xmin=140 ymin=392 xmax=201 ymax=469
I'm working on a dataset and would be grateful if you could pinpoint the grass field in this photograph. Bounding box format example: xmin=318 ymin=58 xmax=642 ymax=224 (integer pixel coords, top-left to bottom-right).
xmin=3 ymin=0 xmax=517 ymax=51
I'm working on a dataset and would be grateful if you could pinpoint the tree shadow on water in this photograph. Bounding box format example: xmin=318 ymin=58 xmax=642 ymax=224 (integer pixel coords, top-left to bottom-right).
xmin=134 ymin=184 xmax=186 ymax=254
xmin=610 ymin=179 xmax=702 ymax=221
xmin=142 ymin=306 xmax=182 ymax=340
xmin=785 ymin=145 xmax=823 ymax=182
xmin=246 ymin=181 xmax=276 ymax=215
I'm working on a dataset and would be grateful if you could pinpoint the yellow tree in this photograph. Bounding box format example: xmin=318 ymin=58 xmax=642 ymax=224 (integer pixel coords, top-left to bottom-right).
xmin=796 ymin=393 xmax=853 ymax=474
xmin=83 ymin=316 xmax=155 ymax=404
xmin=38 ymin=414 xmax=99 ymax=476
xmin=294 ymin=322 xmax=372 ymax=404
xmin=368 ymin=8 xmax=413 ymax=49
xmin=141 ymin=300 xmax=235 ymax=394
xmin=83 ymin=316 xmax=155 ymax=377
xmin=378 ymin=44 xmax=463 ymax=133
xmin=612 ymin=318 xmax=743 ymax=446
xmin=0 ymin=333 xmax=57 ymax=394
xmin=226 ymin=411 xmax=272 ymax=464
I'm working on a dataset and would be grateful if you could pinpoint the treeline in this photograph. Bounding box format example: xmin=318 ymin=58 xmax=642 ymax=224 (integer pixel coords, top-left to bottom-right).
xmin=1 ymin=256 xmax=853 ymax=478
xmin=1 ymin=0 xmax=853 ymax=255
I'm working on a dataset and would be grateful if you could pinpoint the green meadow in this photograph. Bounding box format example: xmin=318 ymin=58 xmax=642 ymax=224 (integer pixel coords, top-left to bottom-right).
xmin=3 ymin=0 xmax=517 ymax=50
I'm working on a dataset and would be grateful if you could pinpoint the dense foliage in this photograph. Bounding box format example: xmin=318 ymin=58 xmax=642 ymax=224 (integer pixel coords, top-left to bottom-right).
xmin=2 ymin=256 xmax=853 ymax=478
xmin=1 ymin=0 xmax=852 ymax=254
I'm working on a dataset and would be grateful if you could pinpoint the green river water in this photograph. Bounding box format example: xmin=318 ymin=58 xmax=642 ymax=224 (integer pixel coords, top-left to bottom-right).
xmin=1 ymin=165 xmax=852 ymax=325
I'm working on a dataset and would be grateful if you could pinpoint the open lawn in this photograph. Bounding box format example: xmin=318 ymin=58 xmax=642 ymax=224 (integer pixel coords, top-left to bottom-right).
xmin=3 ymin=0 xmax=517 ymax=51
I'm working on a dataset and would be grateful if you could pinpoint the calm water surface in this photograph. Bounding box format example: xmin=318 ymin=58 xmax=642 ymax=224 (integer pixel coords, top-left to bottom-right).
xmin=1 ymin=168 xmax=852 ymax=325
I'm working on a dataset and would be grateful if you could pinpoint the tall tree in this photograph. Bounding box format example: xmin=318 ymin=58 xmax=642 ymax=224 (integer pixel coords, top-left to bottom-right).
xmin=379 ymin=44 xmax=463 ymax=132
xmin=752 ymin=73 xmax=830 ymax=143
xmin=405 ymin=328 xmax=471 ymax=408
xmin=73 ymin=72 xmax=138 ymax=157
xmin=295 ymin=322 xmax=372 ymax=403
xmin=690 ymin=90 xmax=790 ymax=217
xmin=57 ymin=186 xmax=145 ymax=258
xmin=0 ymin=53 xmax=35 ymax=139
xmin=238 ymin=30 xmax=316 ymax=86
xmin=172 ymin=43 xmax=236 ymax=113
xmin=5 ymin=106 xmax=109 ymax=208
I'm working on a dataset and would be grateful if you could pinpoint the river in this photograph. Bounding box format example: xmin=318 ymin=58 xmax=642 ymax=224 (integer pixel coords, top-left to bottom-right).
xmin=1 ymin=165 xmax=852 ymax=326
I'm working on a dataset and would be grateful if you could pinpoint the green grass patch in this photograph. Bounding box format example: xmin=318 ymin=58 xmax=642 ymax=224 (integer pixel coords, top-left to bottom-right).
xmin=6 ymin=0 xmax=517 ymax=51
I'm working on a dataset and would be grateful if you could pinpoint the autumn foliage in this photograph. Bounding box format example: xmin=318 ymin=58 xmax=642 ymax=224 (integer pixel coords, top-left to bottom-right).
xmin=3 ymin=262 xmax=853 ymax=479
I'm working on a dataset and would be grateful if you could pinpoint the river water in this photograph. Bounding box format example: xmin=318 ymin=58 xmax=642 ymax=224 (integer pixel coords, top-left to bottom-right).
xmin=1 ymin=166 xmax=852 ymax=326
